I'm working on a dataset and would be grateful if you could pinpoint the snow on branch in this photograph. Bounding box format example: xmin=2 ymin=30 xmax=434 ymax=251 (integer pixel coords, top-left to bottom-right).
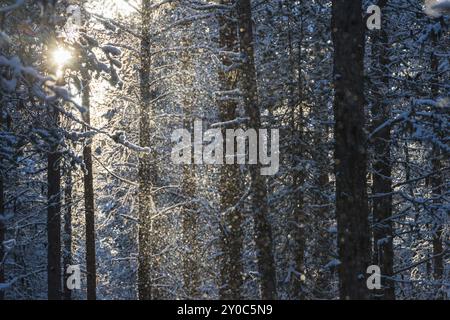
xmin=186 ymin=1 xmax=234 ymax=11
xmin=425 ymin=0 xmax=450 ymax=17
xmin=111 ymin=131 xmax=151 ymax=154
xmin=211 ymin=117 xmax=250 ymax=128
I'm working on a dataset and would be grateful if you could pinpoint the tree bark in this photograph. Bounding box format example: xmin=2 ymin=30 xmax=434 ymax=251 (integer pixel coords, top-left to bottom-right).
xmin=217 ymin=0 xmax=244 ymax=300
xmin=47 ymin=106 xmax=62 ymax=300
xmin=331 ymin=0 xmax=371 ymax=300
xmin=138 ymin=0 xmax=160 ymax=300
xmin=236 ymin=0 xmax=277 ymax=300
xmin=287 ymin=1 xmax=307 ymax=299
xmin=63 ymin=167 xmax=73 ymax=300
xmin=0 ymin=108 xmax=4 ymax=300
xmin=430 ymin=21 xmax=444 ymax=293
xmin=370 ymin=0 xmax=395 ymax=300
xmin=180 ymin=28 xmax=200 ymax=298
xmin=81 ymin=71 xmax=97 ymax=300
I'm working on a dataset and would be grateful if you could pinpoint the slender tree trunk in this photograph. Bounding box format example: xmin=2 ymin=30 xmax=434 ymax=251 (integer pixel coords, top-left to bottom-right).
xmin=47 ymin=105 xmax=62 ymax=300
xmin=138 ymin=0 xmax=159 ymax=300
xmin=287 ymin=1 xmax=307 ymax=298
xmin=43 ymin=14 xmax=63 ymax=301
xmin=371 ymin=0 xmax=395 ymax=300
xmin=63 ymin=167 xmax=73 ymax=300
xmin=312 ymin=157 xmax=332 ymax=299
xmin=181 ymin=160 xmax=200 ymax=298
xmin=311 ymin=35 xmax=333 ymax=300
xmin=431 ymin=146 xmax=444 ymax=283
xmin=80 ymin=71 xmax=97 ymax=300
xmin=0 ymin=109 xmax=4 ymax=300
xmin=331 ymin=0 xmax=371 ymax=300
xmin=430 ymin=22 xmax=444 ymax=293
xmin=236 ymin=0 xmax=277 ymax=300
xmin=217 ymin=0 xmax=244 ymax=299
xmin=180 ymin=47 xmax=200 ymax=298
xmin=181 ymin=170 xmax=199 ymax=295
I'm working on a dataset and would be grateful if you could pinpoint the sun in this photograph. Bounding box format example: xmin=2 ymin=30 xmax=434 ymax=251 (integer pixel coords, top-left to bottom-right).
xmin=52 ymin=47 xmax=72 ymax=67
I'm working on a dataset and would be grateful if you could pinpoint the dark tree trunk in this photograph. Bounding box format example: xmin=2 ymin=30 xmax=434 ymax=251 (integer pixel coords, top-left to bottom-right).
xmin=217 ymin=0 xmax=244 ymax=300
xmin=180 ymin=35 xmax=200 ymax=297
xmin=312 ymin=159 xmax=332 ymax=299
xmin=81 ymin=72 xmax=96 ymax=300
xmin=370 ymin=0 xmax=395 ymax=300
xmin=138 ymin=0 xmax=160 ymax=300
xmin=431 ymin=145 xmax=444 ymax=283
xmin=287 ymin=1 xmax=306 ymax=298
xmin=47 ymin=107 xmax=62 ymax=300
xmin=0 ymin=110 xmax=4 ymax=300
xmin=44 ymin=16 xmax=62 ymax=302
xmin=311 ymin=36 xmax=333 ymax=301
xmin=236 ymin=0 xmax=277 ymax=300
xmin=430 ymin=22 xmax=444 ymax=291
xmin=63 ymin=167 xmax=73 ymax=300
xmin=181 ymin=161 xmax=200 ymax=299
xmin=331 ymin=0 xmax=371 ymax=300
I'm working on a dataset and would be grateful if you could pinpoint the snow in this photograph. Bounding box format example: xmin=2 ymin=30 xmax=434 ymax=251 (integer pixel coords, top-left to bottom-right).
xmin=210 ymin=117 xmax=249 ymax=128
xmin=324 ymin=259 xmax=341 ymax=269
xmin=425 ymin=0 xmax=450 ymax=17
xmin=112 ymin=131 xmax=151 ymax=154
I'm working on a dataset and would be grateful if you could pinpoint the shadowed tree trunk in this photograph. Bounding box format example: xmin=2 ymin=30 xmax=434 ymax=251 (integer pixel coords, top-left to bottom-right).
xmin=286 ymin=0 xmax=307 ymax=299
xmin=138 ymin=0 xmax=160 ymax=300
xmin=370 ymin=0 xmax=395 ymax=300
xmin=236 ymin=0 xmax=277 ymax=300
xmin=331 ymin=0 xmax=371 ymax=300
xmin=430 ymin=20 xmax=444 ymax=296
xmin=181 ymin=160 xmax=200 ymax=298
xmin=217 ymin=0 xmax=244 ymax=300
xmin=47 ymin=104 xmax=62 ymax=300
xmin=43 ymin=11 xmax=62 ymax=302
xmin=311 ymin=32 xmax=333 ymax=300
xmin=180 ymin=24 xmax=200 ymax=298
xmin=431 ymin=145 xmax=444 ymax=286
xmin=0 ymin=106 xmax=4 ymax=300
xmin=63 ymin=166 xmax=73 ymax=301
xmin=81 ymin=70 xmax=96 ymax=300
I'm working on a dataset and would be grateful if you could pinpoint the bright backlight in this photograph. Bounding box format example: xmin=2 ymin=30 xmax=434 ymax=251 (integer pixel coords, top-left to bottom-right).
xmin=52 ymin=47 xmax=72 ymax=67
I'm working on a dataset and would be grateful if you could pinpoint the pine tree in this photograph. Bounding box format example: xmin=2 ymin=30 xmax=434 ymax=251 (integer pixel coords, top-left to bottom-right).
xmin=217 ymin=0 xmax=244 ymax=300
xmin=81 ymin=67 xmax=97 ymax=300
xmin=331 ymin=0 xmax=371 ymax=300
xmin=370 ymin=0 xmax=395 ymax=300
xmin=236 ymin=0 xmax=277 ymax=300
xmin=138 ymin=0 xmax=159 ymax=300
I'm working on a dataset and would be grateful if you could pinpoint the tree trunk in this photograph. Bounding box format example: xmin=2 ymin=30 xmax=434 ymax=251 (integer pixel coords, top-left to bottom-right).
xmin=81 ymin=71 xmax=96 ymax=300
xmin=236 ymin=0 xmax=277 ymax=300
xmin=370 ymin=0 xmax=395 ymax=300
xmin=331 ymin=0 xmax=371 ymax=300
xmin=181 ymin=161 xmax=200 ymax=298
xmin=431 ymin=146 xmax=444 ymax=283
xmin=63 ymin=167 xmax=73 ymax=300
xmin=287 ymin=1 xmax=307 ymax=299
xmin=430 ymin=22 xmax=444 ymax=294
xmin=138 ymin=0 xmax=160 ymax=300
xmin=180 ymin=31 xmax=200 ymax=297
xmin=47 ymin=106 xmax=62 ymax=300
xmin=0 ymin=109 xmax=4 ymax=300
xmin=217 ymin=0 xmax=244 ymax=300
xmin=311 ymin=35 xmax=333 ymax=301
